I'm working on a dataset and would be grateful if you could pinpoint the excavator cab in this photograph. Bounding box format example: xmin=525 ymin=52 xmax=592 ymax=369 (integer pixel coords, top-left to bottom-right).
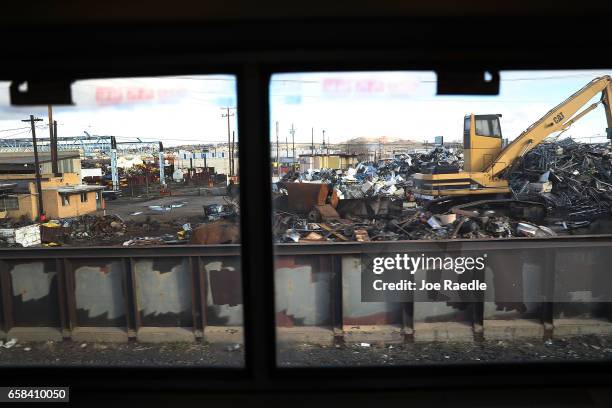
xmin=412 ymin=113 xmax=510 ymax=199
xmin=412 ymin=75 xmax=612 ymax=201
xmin=463 ymin=113 xmax=503 ymax=172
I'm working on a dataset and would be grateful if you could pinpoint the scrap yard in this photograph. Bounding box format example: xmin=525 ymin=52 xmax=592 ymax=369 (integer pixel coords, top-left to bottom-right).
xmin=274 ymin=139 xmax=612 ymax=243
xmin=1 ymin=139 xmax=611 ymax=248
xmin=0 ymin=71 xmax=611 ymax=366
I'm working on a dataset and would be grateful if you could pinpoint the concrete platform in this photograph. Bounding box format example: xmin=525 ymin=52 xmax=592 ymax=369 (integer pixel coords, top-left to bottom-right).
xmin=7 ymin=327 xmax=62 ymax=342
xmin=71 ymin=327 xmax=129 ymax=343
xmin=342 ymin=325 xmax=403 ymax=344
xmin=414 ymin=322 xmax=474 ymax=342
xmin=204 ymin=326 xmax=243 ymax=344
xmin=137 ymin=327 xmax=196 ymax=343
xmin=277 ymin=327 xmax=334 ymax=345
xmin=484 ymin=319 xmax=544 ymax=340
xmin=553 ymin=318 xmax=612 ymax=337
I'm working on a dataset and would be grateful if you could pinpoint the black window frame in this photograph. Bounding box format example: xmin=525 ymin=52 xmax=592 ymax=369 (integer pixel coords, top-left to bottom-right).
xmin=474 ymin=114 xmax=503 ymax=138
xmin=463 ymin=115 xmax=471 ymax=148
xmin=0 ymin=16 xmax=611 ymax=395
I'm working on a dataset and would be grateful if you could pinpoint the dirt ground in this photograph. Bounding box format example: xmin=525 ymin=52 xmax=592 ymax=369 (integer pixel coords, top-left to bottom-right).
xmin=103 ymin=190 xmax=229 ymax=224
xmin=58 ymin=189 xmax=236 ymax=246
xmin=1 ymin=335 xmax=611 ymax=367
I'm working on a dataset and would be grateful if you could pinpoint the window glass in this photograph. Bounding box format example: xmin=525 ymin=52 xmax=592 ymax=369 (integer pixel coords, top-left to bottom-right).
xmin=475 ymin=118 xmax=492 ymax=136
xmin=0 ymin=75 xmax=243 ymax=367
xmin=0 ymin=196 xmax=19 ymax=210
xmin=464 ymin=117 xmax=471 ymax=134
xmin=490 ymin=118 xmax=501 ymax=137
xmin=270 ymin=70 xmax=612 ymax=367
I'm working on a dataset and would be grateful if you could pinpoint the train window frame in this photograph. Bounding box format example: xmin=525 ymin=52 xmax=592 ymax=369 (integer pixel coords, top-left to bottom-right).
xmin=0 ymin=17 xmax=610 ymax=395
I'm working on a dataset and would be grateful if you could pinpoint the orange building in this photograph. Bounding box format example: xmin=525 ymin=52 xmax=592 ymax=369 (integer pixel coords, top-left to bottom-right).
xmin=0 ymin=151 xmax=104 ymax=221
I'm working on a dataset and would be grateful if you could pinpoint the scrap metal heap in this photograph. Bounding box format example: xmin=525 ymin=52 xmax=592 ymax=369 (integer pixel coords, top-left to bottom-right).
xmin=2 ymin=141 xmax=610 ymax=247
xmin=510 ymin=139 xmax=612 ymax=220
xmin=274 ymin=141 xmax=612 ymax=243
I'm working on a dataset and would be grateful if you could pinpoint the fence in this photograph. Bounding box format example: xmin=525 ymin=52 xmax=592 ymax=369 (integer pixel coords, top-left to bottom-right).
xmin=0 ymin=236 xmax=611 ymax=344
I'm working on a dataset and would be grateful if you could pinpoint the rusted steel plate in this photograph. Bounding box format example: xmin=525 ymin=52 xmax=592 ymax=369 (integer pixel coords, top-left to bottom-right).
xmin=202 ymin=257 xmax=243 ymax=326
xmin=280 ymin=182 xmax=330 ymax=213
xmin=133 ymin=258 xmax=193 ymax=327
xmin=275 ymin=255 xmax=331 ymax=327
xmin=6 ymin=260 xmax=61 ymax=327
xmin=70 ymin=259 xmax=127 ymax=327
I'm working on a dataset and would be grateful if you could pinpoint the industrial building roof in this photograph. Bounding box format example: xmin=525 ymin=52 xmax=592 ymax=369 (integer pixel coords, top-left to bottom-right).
xmin=0 ymin=151 xmax=80 ymax=173
xmin=0 ymin=151 xmax=80 ymax=165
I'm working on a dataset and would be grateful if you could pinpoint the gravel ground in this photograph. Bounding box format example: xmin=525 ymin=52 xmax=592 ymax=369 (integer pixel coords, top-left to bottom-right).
xmin=0 ymin=341 xmax=244 ymax=367
xmin=0 ymin=335 xmax=611 ymax=367
xmin=277 ymin=334 xmax=612 ymax=367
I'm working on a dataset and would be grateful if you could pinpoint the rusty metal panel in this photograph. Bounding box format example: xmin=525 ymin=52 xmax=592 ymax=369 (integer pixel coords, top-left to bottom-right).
xmin=483 ymin=256 xmax=542 ymax=320
xmin=71 ymin=260 xmax=127 ymax=327
xmin=7 ymin=260 xmax=61 ymax=327
xmin=279 ymin=182 xmax=329 ymax=213
xmin=133 ymin=258 xmax=193 ymax=327
xmin=553 ymin=248 xmax=612 ymax=319
xmin=0 ymin=272 xmax=4 ymax=331
xmin=412 ymin=267 xmax=473 ymax=324
xmin=202 ymin=257 xmax=243 ymax=326
xmin=341 ymin=255 xmax=401 ymax=326
xmin=275 ymin=255 xmax=331 ymax=327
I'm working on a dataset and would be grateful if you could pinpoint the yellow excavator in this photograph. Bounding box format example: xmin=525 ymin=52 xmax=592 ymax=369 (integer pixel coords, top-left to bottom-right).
xmin=412 ymin=75 xmax=612 ymax=199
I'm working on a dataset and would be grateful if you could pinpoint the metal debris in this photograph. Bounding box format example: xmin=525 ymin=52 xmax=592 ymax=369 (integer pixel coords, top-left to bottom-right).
xmin=1 ymin=338 xmax=17 ymax=349
xmin=510 ymin=139 xmax=612 ymax=220
xmin=274 ymin=141 xmax=611 ymax=242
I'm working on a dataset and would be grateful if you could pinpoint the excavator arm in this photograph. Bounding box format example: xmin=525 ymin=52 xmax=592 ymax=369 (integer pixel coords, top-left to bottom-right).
xmin=485 ymin=75 xmax=612 ymax=178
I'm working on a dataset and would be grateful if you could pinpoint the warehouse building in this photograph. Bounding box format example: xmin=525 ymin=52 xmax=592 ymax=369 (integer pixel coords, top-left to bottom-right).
xmin=0 ymin=151 xmax=104 ymax=221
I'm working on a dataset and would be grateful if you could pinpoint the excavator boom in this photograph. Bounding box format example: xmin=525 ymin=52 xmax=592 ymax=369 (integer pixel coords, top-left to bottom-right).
xmin=485 ymin=75 xmax=612 ymax=177
xmin=412 ymin=75 xmax=612 ymax=199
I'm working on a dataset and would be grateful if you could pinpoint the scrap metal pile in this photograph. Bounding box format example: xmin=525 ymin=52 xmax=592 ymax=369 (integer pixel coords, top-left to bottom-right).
xmin=510 ymin=139 xmax=612 ymax=220
xmin=281 ymin=146 xmax=463 ymax=200
xmin=274 ymin=141 xmax=612 ymax=243
xmin=41 ymin=214 xmax=131 ymax=246
xmin=34 ymin=196 xmax=242 ymax=247
xmin=274 ymin=200 xmax=558 ymax=243
xmin=274 ymin=147 xmax=469 ymax=243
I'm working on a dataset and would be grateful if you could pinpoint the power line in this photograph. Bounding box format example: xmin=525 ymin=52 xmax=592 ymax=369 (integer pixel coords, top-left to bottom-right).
xmin=0 ymin=128 xmax=31 ymax=139
xmin=0 ymin=126 xmax=30 ymax=133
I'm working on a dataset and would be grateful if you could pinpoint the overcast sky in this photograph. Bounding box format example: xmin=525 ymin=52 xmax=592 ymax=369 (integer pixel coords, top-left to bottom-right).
xmin=0 ymin=70 xmax=610 ymax=147
xmin=270 ymin=70 xmax=612 ymax=145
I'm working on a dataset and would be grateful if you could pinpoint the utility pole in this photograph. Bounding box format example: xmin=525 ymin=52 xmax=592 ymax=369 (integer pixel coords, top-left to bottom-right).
xmin=221 ymin=107 xmax=235 ymax=177
xmin=323 ymin=130 xmax=329 ymax=155
xmin=311 ymin=127 xmax=314 ymax=155
xmin=290 ymin=124 xmax=296 ymax=161
xmin=158 ymin=142 xmax=166 ymax=186
xmin=322 ymin=130 xmax=326 ymax=155
xmin=110 ymin=136 xmax=119 ymax=191
xmin=275 ymin=121 xmax=279 ymax=176
xmin=47 ymin=105 xmax=58 ymax=174
xmin=231 ymin=130 xmax=236 ymax=176
xmin=22 ymin=115 xmax=44 ymax=219
xmin=52 ymin=120 xmax=59 ymax=174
